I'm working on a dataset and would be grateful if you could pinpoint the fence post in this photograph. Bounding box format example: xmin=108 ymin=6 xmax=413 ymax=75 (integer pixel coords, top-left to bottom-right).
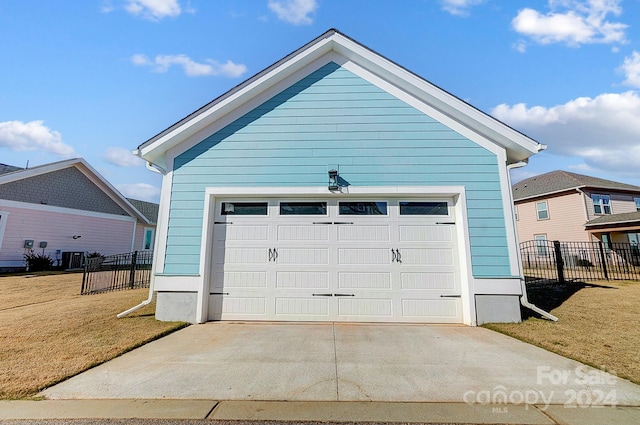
xmin=553 ymin=241 xmax=565 ymax=284
xmin=598 ymin=241 xmax=609 ymax=280
xmin=129 ymin=251 xmax=138 ymax=289
xmin=81 ymin=259 xmax=88 ymax=295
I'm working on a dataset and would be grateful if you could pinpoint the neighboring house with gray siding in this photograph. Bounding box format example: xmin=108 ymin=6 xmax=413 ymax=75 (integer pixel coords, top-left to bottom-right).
xmin=0 ymin=158 xmax=156 ymax=272
xmin=130 ymin=29 xmax=545 ymax=326
xmin=513 ymin=170 xmax=640 ymax=247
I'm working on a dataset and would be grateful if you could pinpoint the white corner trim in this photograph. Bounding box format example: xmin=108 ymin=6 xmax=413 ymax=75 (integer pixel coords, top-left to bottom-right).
xmin=0 ymin=210 xmax=8 ymax=253
xmin=152 ymin=165 xmax=174 ymax=276
xmin=498 ymin=150 xmax=521 ymax=276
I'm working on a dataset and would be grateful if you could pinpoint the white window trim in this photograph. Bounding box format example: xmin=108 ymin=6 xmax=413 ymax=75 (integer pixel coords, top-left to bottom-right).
xmin=534 ymin=234 xmax=548 ymax=256
xmin=536 ymin=201 xmax=549 ymax=221
xmin=592 ymin=194 xmax=612 ymax=215
xmin=143 ymin=227 xmax=155 ymax=250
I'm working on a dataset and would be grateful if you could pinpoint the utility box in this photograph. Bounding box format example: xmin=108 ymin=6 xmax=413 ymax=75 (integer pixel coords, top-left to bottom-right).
xmin=62 ymin=251 xmax=85 ymax=269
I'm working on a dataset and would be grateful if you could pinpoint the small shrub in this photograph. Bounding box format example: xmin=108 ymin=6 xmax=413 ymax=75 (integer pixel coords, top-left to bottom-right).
xmin=85 ymin=251 xmax=105 ymax=271
xmin=576 ymin=258 xmax=593 ymax=268
xmin=24 ymin=250 xmax=53 ymax=272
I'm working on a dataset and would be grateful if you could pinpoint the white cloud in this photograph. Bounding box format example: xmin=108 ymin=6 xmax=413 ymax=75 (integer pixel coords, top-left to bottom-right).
xmin=492 ymin=91 xmax=640 ymax=177
xmin=132 ymin=53 xmax=247 ymax=78
xmin=619 ymin=51 xmax=640 ymax=88
xmin=0 ymin=120 xmax=74 ymax=157
xmin=440 ymin=0 xmax=485 ymax=16
xmin=268 ymin=0 xmax=318 ymax=25
xmin=116 ymin=183 xmax=161 ymax=202
xmin=100 ymin=0 xmax=115 ymax=13
xmin=104 ymin=147 xmax=145 ymax=167
xmin=512 ymin=0 xmax=627 ymax=47
xmin=125 ymin=0 xmax=181 ymax=21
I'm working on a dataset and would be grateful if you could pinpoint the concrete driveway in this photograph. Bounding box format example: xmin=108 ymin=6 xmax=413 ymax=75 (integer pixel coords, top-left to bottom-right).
xmin=41 ymin=322 xmax=640 ymax=406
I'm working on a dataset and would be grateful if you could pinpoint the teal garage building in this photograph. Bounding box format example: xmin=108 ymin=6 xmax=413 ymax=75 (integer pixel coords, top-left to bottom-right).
xmin=132 ymin=30 xmax=544 ymax=325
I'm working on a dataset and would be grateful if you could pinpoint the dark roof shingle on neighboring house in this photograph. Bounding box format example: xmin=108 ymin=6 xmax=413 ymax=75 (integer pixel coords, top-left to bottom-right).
xmin=0 ymin=163 xmax=23 ymax=176
xmin=585 ymin=211 xmax=640 ymax=227
xmin=127 ymin=198 xmax=159 ymax=224
xmin=512 ymin=170 xmax=640 ymax=201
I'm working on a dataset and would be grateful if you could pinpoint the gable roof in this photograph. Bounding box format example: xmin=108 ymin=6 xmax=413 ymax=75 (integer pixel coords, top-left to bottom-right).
xmin=512 ymin=170 xmax=640 ymax=201
xmin=136 ymin=29 xmax=543 ymax=170
xmin=0 ymin=163 xmax=23 ymax=176
xmin=0 ymin=158 xmax=151 ymax=224
xmin=127 ymin=198 xmax=159 ymax=224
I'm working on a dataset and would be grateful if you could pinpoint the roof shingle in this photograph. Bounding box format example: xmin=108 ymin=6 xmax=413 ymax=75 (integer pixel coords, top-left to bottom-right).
xmin=512 ymin=170 xmax=640 ymax=201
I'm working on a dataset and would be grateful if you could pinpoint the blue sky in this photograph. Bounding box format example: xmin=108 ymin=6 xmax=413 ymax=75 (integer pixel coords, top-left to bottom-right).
xmin=2 ymin=0 xmax=640 ymax=202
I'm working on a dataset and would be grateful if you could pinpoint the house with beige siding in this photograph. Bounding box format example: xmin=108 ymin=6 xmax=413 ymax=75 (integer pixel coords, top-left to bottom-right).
xmin=512 ymin=170 xmax=640 ymax=247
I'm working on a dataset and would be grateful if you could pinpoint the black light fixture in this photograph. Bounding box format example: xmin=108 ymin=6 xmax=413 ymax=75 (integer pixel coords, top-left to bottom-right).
xmin=72 ymin=235 xmax=82 ymax=239
xmin=328 ymin=169 xmax=339 ymax=191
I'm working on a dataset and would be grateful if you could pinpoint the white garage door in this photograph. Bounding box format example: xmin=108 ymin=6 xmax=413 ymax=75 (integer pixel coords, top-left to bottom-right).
xmin=208 ymin=198 xmax=462 ymax=323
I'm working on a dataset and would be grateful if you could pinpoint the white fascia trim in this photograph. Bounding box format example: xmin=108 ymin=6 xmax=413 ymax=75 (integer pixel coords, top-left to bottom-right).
xmin=164 ymin=54 xmax=336 ymax=162
xmin=338 ymin=57 xmax=503 ymax=158
xmin=514 ymin=187 xmax=582 ymax=203
xmin=0 ymin=158 xmax=82 ymax=184
xmin=331 ymin=37 xmax=540 ymax=159
xmin=199 ymin=185 xmax=476 ymax=326
xmin=140 ymin=39 xmax=335 ymax=164
xmin=0 ymin=158 xmax=149 ymax=224
xmin=0 ymin=199 xmax=137 ymax=223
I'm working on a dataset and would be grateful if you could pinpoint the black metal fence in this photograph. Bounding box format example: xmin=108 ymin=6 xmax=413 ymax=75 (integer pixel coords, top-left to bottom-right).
xmin=521 ymin=240 xmax=640 ymax=282
xmin=81 ymin=250 xmax=153 ymax=295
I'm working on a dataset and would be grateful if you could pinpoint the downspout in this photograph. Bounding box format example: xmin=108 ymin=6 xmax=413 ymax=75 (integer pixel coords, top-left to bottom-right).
xmin=508 ymin=159 xmax=558 ymax=321
xmin=117 ymin=160 xmax=165 ymax=319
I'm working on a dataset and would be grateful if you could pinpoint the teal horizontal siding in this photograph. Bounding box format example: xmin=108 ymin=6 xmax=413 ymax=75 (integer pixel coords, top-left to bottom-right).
xmin=164 ymin=62 xmax=511 ymax=276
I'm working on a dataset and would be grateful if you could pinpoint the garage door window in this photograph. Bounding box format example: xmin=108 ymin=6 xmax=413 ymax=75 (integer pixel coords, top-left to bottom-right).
xmin=400 ymin=201 xmax=448 ymax=215
xmin=339 ymin=201 xmax=387 ymax=215
xmin=221 ymin=202 xmax=268 ymax=215
xmin=280 ymin=202 xmax=327 ymax=215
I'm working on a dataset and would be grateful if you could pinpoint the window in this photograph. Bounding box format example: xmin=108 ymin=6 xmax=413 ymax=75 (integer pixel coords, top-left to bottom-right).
xmin=535 ymin=235 xmax=548 ymax=256
xmin=221 ymin=202 xmax=268 ymax=215
xmin=635 ymin=198 xmax=640 ymax=212
xmin=536 ymin=201 xmax=549 ymax=220
xmin=399 ymin=201 xmax=448 ymax=215
xmin=143 ymin=228 xmax=154 ymax=250
xmin=339 ymin=202 xmax=387 ymax=215
xmin=592 ymin=194 xmax=611 ymax=215
xmin=280 ymin=202 xmax=327 ymax=215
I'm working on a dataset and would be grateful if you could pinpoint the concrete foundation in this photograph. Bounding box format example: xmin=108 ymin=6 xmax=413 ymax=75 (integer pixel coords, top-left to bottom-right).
xmin=155 ymin=291 xmax=198 ymax=323
xmin=475 ymin=294 xmax=522 ymax=324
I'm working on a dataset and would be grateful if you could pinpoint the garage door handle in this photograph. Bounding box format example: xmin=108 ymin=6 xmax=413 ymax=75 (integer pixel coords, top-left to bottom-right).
xmin=334 ymin=293 xmax=355 ymax=297
xmin=440 ymin=295 xmax=461 ymax=298
xmin=395 ymin=249 xmax=402 ymax=263
xmin=313 ymin=221 xmax=332 ymax=225
xmin=391 ymin=249 xmax=396 ymax=262
xmin=268 ymin=248 xmax=273 ymax=261
xmin=333 ymin=222 xmax=353 ymax=225
xmin=436 ymin=222 xmax=455 ymax=225
xmin=312 ymin=293 xmax=333 ymax=297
